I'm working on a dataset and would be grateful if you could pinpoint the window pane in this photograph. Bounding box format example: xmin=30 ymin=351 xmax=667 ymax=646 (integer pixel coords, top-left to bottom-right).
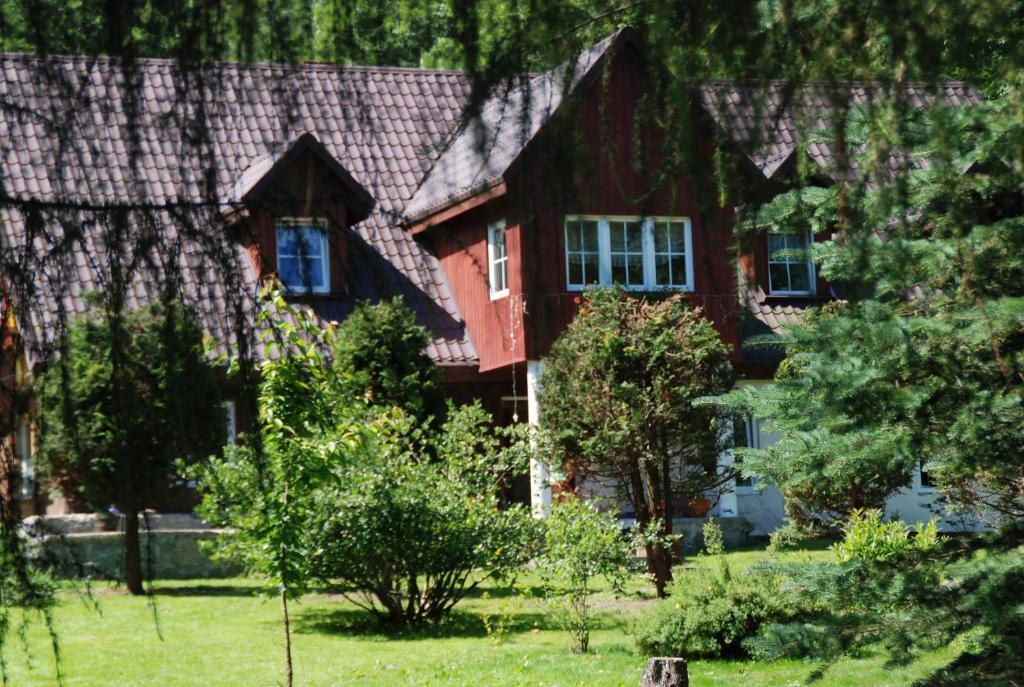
xmin=627 ymin=253 xmax=644 ymax=285
xmin=583 ymin=253 xmax=600 ymax=284
xmin=768 ymin=233 xmax=787 ymax=262
xmin=670 ymin=255 xmax=687 ymax=286
xmin=670 ymin=222 xmax=686 ymax=252
xmin=769 ymin=263 xmax=790 ymax=292
xmin=655 ymin=251 xmax=670 ymax=285
xmin=611 ymin=253 xmax=627 ymax=285
xmin=278 ymin=228 xmax=299 ymax=255
xmin=789 ymin=263 xmax=810 ymax=291
xmin=279 ymin=256 xmax=301 ymax=287
xmin=651 ymin=222 xmax=666 ymax=254
xmin=568 ymin=253 xmax=583 ymax=285
xmin=625 ymin=221 xmax=643 ymax=252
xmin=610 ymin=223 xmax=624 ymax=252
xmin=582 ymin=220 xmax=599 ymax=252
xmin=565 ymin=221 xmax=579 ymax=252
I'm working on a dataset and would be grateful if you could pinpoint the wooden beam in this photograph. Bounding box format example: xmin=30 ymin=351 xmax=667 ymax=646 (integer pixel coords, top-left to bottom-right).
xmin=408 ymin=182 xmax=507 ymax=235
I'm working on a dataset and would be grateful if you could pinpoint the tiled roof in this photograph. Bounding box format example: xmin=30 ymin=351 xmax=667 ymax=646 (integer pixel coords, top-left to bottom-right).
xmin=0 ymin=39 xmax=984 ymax=370
xmin=0 ymin=54 xmax=477 ymax=365
xmin=698 ymin=80 xmax=982 ymax=180
xmin=404 ymin=28 xmax=636 ymax=221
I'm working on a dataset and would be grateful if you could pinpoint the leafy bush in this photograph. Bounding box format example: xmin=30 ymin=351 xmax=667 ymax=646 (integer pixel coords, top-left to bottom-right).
xmin=767 ymin=522 xmax=815 ymax=553
xmin=634 ymin=535 xmax=811 ymax=659
xmin=833 ymin=509 xmax=941 ymax=563
xmin=307 ymin=406 xmax=539 ymax=627
xmin=539 ymin=495 xmax=642 ymax=653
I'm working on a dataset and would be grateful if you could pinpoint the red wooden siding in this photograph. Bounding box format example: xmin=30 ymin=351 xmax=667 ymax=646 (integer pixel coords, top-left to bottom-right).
xmin=432 ymin=198 xmax=528 ymax=372
xmin=507 ymin=44 xmax=741 ymax=362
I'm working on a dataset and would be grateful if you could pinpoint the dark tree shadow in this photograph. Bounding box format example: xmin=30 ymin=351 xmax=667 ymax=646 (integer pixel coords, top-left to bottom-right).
xmin=291 ymin=605 xmax=561 ymax=640
xmin=149 ymin=584 xmax=262 ymax=598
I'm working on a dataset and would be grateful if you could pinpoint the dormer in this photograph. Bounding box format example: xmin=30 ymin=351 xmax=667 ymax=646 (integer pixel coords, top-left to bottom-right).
xmin=229 ymin=133 xmax=374 ymax=297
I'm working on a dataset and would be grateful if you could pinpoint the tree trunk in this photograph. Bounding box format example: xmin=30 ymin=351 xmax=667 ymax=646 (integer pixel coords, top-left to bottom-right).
xmin=640 ymin=657 xmax=688 ymax=687
xmin=646 ymin=539 xmax=673 ymax=598
xmin=123 ymin=508 xmax=144 ymax=595
xmin=281 ymin=590 xmax=294 ymax=687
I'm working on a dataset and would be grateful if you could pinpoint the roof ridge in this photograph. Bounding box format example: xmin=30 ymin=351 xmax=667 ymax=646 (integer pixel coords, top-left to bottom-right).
xmin=697 ymin=77 xmax=976 ymax=88
xmin=0 ymin=51 xmax=472 ymax=76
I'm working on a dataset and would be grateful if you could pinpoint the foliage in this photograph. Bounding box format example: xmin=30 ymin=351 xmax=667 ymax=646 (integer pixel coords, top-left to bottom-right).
xmin=703 ymin=518 xmax=726 ymax=556
xmin=538 ymin=495 xmax=641 ymax=653
xmin=331 ymin=298 xmax=446 ymax=426
xmin=635 ymin=527 xmax=813 ymax=660
xmin=767 ymin=522 xmax=817 ymax=554
xmin=746 ymin=518 xmax=1024 ymax=686
xmin=832 ymin=510 xmax=941 ymax=564
xmin=191 ymin=291 xmax=371 ymax=686
xmin=540 ymin=288 xmax=733 ymax=596
xmin=714 ymin=55 xmax=1024 ymax=683
xmin=35 ymin=301 xmax=223 ymax=595
xmin=307 ymin=404 xmax=538 ymax=627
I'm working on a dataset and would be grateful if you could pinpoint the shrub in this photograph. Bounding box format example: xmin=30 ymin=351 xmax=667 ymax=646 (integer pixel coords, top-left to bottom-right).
xmin=634 ymin=541 xmax=809 ymax=659
xmin=307 ymin=406 xmax=539 ymax=627
xmin=767 ymin=522 xmax=815 ymax=553
xmin=833 ymin=509 xmax=941 ymax=563
xmin=539 ymin=496 xmax=642 ymax=653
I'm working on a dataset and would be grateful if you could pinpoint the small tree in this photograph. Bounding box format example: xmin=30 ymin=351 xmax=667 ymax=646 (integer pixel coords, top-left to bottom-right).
xmin=307 ymin=404 xmax=538 ymax=627
xmin=331 ymin=298 xmax=446 ymax=425
xmin=36 ymin=301 xmax=224 ymax=595
xmin=539 ymin=495 xmax=640 ymax=653
xmin=540 ymin=289 xmax=733 ymax=596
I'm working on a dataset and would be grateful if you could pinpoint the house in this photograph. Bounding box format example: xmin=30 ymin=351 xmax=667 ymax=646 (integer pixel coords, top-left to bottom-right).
xmin=0 ymin=29 xmax=980 ymax=531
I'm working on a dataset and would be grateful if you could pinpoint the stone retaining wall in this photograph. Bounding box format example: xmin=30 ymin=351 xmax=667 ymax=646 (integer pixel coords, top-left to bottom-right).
xmin=24 ymin=515 xmax=240 ymax=579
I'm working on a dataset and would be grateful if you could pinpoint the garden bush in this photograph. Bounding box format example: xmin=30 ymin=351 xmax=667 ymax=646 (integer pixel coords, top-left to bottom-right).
xmin=635 ymin=521 xmax=810 ymax=659
xmin=307 ymin=405 xmax=539 ymax=627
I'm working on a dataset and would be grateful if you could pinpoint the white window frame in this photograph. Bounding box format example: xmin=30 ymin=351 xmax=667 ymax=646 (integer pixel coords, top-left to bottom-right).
xmin=487 ymin=220 xmax=509 ymax=299
xmin=563 ymin=216 xmax=694 ymax=292
xmin=276 ymin=217 xmax=330 ymax=294
xmin=224 ymin=401 xmax=237 ymax=446
xmin=767 ymin=230 xmax=816 ymax=296
xmin=15 ymin=416 xmax=33 ymax=498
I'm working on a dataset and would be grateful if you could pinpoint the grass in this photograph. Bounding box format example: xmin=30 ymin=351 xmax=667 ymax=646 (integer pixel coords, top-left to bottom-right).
xmin=3 ymin=542 xmax=951 ymax=687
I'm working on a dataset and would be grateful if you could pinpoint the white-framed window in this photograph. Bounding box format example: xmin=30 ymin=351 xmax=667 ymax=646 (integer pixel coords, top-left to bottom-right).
xmin=277 ymin=218 xmax=330 ymax=294
xmin=732 ymin=414 xmax=760 ymax=492
xmin=767 ymin=230 xmax=815 ymax=295
xmin=224 ymin=401 xmax=237 ymax=446
xmin=564 ymin=216 xmax=694 ymax=291
xmin=14 ymin=416 xmax=33 ymax=498
xmin=918 ymin=459 xmax=935 ymax=493
xmin=487 ymin=220 xmax=509 ymax=299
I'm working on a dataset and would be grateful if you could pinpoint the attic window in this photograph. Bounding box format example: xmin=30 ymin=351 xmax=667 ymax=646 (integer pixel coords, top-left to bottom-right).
xmin=277 ymin=218 xmax=329 ymax=294
xmin=767 ymin=231 xmax=815 ymax=296
xmin=488 ymin=220 xmax=509 ymax=299
xmin=564 ymin=216 xmax=694 ymax=291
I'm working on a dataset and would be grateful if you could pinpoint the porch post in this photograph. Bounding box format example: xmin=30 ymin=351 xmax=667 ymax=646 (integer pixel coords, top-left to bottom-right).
xmin=526 ymin=359 xmax=552 ymax=518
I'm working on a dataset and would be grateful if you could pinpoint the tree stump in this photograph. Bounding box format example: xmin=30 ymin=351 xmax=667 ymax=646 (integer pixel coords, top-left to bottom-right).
xmin=640 ymin=657 xmax=688 ymax=687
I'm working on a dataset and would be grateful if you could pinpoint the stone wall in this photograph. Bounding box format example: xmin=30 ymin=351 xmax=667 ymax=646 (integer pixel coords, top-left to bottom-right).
xmin=673 ymin=517 xmax=753 ymax=553
xmin=24 ymin=514 xmax=241 ymax=580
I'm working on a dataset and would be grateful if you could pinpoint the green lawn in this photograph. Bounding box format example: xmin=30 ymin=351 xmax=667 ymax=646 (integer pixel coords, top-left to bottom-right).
xmin=4 ymin=543 xmax=951 ymax=686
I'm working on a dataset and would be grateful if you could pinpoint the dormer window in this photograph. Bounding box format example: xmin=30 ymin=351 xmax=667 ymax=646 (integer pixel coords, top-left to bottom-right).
xmin=277 ymin=218 xmax=329 ymax=294
xmin=487 ymin=220 xmax=509 ymax=299
xmin=767 ymin=231 xmax=814 ymax=295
